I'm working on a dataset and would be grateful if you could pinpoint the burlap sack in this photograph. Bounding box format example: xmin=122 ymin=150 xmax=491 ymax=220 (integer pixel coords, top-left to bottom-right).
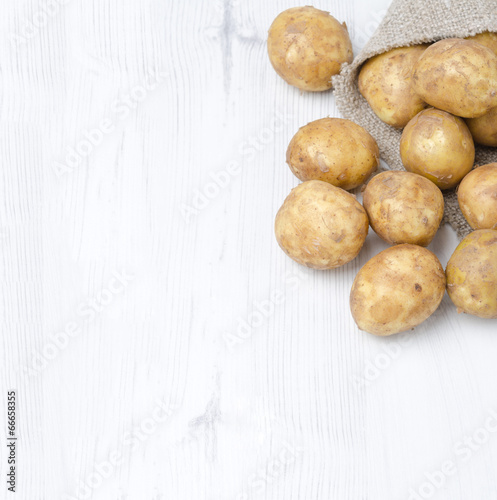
xmin=332 ymin=0 xmax=497 ymax=240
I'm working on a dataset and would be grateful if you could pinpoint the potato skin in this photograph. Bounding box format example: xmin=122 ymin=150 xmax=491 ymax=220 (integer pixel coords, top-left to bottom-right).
xmin=446 ymin=229 xmax=497 ymax=319
xmin=350 ymin=244 xmax=446 ymax=335
xmin=400 ymin=108 xmax=475 ymax=190
xmin=465 ymin=106 xmax=497 ymax=146
xmin=358 ymin=45 xmax=429 ymax=128
xmin=458 ymin=163 xmax=497 ymax=230
xmin=267 ymin=6 xmax=353 ymax=91
xmin=286 ymin=118 xmax=379 ymax=190
xmin=363 ymin=171 xmax=444 ymax=246
xmin=275 ymin=180 xmax=368 ymax=269
xmin=465 ymin=32 xmax=497 ymax=56
xmin=411 ymin=38 xmax=497 ymax=118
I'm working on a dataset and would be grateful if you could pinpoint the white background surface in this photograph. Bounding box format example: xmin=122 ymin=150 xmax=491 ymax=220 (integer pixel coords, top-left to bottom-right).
xmin=1 ymin=0 xmax=497 ymax=499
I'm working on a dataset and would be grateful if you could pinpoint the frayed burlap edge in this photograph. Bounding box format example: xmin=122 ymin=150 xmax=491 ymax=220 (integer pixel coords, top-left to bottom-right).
xmin=332 ymin=0 xmax=497 ymax=240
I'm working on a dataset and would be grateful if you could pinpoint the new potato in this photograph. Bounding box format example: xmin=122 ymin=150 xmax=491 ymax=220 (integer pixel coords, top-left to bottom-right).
xmin=465 ymin=31 xmax=497 ymax=56
xmin=286 ymin=118 xmax=379 ymax=190
xmin=363 ymin=171 xmax=444 ymax=246
xmin=411 ymin=38 xmax=497 ymax=118
xmin=275 ymin=180 xmax=368 ymax=269
xmin=350 ymin=244 xmax=446 ymax=335
xmin=400 ymin=108 xmax=475 ymax=190
xmin=358 ymin=45 xmax=429 ymax=128
xmin=465 ymin=106 xmax=497 ymax=147
xmin=458 ymin=163 xmax=497 ymax=230
xmin=446 ymin=229 xmax=497 ymax=319
xmin=267 ymin=6 xmax=353 ymax=91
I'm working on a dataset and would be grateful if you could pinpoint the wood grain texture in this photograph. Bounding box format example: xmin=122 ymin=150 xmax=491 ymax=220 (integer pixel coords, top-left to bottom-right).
xmin=1 ymin=1 xmax=497 ymax=499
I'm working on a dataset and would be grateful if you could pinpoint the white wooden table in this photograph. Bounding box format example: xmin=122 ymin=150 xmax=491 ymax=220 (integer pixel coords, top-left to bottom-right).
xmin=1 ymin=1 xmax=497 ymax=499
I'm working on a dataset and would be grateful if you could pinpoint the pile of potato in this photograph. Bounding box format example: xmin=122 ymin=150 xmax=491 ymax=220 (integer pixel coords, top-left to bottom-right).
xmin=268 ymin=6 xmax=497 ymax=335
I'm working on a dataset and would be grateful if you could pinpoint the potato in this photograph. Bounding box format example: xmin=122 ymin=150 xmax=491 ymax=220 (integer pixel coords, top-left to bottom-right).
xmin=275 ymin=180 xmax=368 ymax=269
xmin=358 ymin=45 xmax=429 ymax=128
xmin=286 ymin=118 xmax=379 ymax=190
xmin=411 ymin=38 xmax=497 ymax=118
xmin=400 ymin=108 xmax=475 ymax=190
xmin=457 ymin=163 xmax=497 ymax=230
xmin=446 ymin=229 xmax=497 ymax=319
xmin=363 ymin=171 xmax=444 ymax=246
xmin=267 ymin=6 xmax=353 ymax=91
xmin=465 ymin=32 xmax=497 ymax=56
xmin=465 ymin=106 xmax=497 ymax=146
xmin=350 ymin=244 xmax=446 ymax=335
